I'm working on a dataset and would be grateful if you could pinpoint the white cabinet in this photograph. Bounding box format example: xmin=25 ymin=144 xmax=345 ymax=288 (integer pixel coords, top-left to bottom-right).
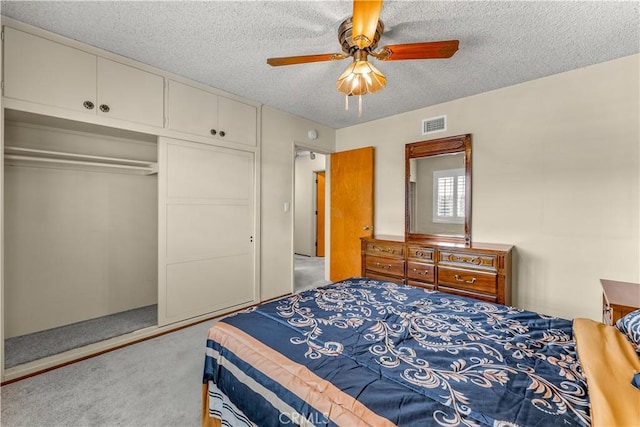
xmin=3 ymin=27 xmax=164 ymax=128
xmin=96 ymin=57 xmax=164 ymax=127
xmin=167 ymin=80 xmax=257 ymax=146
xmin=3 ymin=26 xmax=96 ymax=114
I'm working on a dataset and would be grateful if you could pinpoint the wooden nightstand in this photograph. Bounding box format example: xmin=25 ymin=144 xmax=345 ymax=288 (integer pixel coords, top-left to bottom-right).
xmin=601 ymin=279 xmax=640 ymax=325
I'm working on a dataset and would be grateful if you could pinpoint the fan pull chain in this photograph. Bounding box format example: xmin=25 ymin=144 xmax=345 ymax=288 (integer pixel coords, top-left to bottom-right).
xmin=343 ymin=95 xmax=363 ymax=117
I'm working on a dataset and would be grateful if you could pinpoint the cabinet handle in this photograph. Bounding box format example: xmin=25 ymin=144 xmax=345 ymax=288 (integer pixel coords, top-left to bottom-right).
xmin=454 ymin=274 xmax=476 ymax=284
xmin=412 ymin=268 xmax=429 ymax=276
xmin=372 ymin=245 xmax=395 ymax=254
xmin=99 ymin=104 xmax=110 ymax=113
xmin=210 ymin=129 xmax=217 ymax=136
xmin=83 ymin=101 xmax=95 ymax=110
xmin=375 ymin=262 xmax=391 ymax=270
xmin=603 ymin=306 xmax=613 ymax=325
xmin=448 ymin=254 xmax=481 ymax=265
xmin=219 ymin=131 xmax=226 ymax=137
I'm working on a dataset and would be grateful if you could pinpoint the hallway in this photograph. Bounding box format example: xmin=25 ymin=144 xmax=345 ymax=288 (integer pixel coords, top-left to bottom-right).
xmin=294 ymin=255 xmax=330 ymax=293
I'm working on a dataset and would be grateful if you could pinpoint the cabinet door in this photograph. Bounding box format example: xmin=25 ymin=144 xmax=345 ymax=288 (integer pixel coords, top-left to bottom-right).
xmin=3 ymin=27 xmax=96 ymax=114
xmin=167 ymin=80 xmax=219 ymax=138
xmin=158 ymin=138 xmax=256 ymax=325
xmin=218 ymin=96 xmax=257 ymax=146
xmin=96 ymin=57 xmax=164 ymax=127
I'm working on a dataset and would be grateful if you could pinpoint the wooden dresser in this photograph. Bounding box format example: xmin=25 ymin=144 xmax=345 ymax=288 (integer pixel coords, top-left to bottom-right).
xmin=361 ymin=235 xmax=513 ymax=305
xmin=601 ymin=279 xmax=640 ymax=325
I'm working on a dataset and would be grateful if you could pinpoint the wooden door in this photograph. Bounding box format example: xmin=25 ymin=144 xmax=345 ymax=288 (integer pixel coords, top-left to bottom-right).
xmin=158 ymin=137 xmax=256 ymax=325
xmin=316 ymin=171 xmax=326 ymax=257
xmin=330 ymin=147 xmax=374 ymax=281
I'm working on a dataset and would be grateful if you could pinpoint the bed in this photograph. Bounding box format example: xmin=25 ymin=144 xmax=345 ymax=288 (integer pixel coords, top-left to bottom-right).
xmin=202 ymin=278 xmax=640 ymax=426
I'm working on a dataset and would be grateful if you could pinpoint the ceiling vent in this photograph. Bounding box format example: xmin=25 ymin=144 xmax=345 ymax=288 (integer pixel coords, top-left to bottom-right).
xmin=422 ymin=115 xmax=447 ymax=135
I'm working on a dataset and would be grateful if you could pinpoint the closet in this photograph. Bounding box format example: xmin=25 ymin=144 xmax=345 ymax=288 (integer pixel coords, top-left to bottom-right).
xmin=3 ymin=111 xmax=159 ymax=368
xmin=1 ymin=18 xmax=260 ymax=380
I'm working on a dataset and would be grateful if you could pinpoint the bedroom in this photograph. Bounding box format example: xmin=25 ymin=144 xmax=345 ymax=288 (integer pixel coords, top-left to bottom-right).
xmin=0 ymin=1 xmax=639 ymax=426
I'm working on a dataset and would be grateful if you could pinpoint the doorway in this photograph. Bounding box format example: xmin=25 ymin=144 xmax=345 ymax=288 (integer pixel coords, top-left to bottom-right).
xmin=294 ymin=148 xmax=329 ymax=292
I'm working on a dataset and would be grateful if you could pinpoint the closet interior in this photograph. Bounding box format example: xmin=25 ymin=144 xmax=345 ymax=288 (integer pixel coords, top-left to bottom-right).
xmin=3 ymin=110 xmax=159 ymax=368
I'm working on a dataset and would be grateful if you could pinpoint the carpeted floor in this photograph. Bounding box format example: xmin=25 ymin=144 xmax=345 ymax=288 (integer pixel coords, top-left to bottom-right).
xmin=1 ymin=263 xmax=329 ymax=426
xmin=1 ymin=319 xmax=211 ymax=427
xmin=4 ymin=304 xmax=157 ymax=368
xmin=294 ymin=254 xmax=330 ymax=292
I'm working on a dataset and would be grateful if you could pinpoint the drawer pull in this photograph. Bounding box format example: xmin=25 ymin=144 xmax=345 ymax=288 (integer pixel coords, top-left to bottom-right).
xmin=454 ymin=274 xmax=476 ymax=284
xmin=372 ymin=245 xmax=397 ymax=254
xmin=415 ymin=250 xmax=430 ymax=258
xmin=448 ymin=254 xmax=481 ymax=265
xmin=412 ymin=268 xmax=429 ymax=276
xmin=375 ymin=262 xmax=392 ymax=270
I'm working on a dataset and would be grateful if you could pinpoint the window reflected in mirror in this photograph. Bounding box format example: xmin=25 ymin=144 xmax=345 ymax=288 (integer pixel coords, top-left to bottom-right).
xmin=405 ymin=134 xmax=471 ymax=243
xmin=409 ymin=153 xmax=465 ymax=235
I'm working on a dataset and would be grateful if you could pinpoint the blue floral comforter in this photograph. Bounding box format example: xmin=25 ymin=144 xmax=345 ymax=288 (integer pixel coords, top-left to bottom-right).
xmin=204 ymin=278 xmax=590 ymax=426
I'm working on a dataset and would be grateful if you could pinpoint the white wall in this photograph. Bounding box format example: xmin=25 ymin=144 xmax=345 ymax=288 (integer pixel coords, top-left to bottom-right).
xmin=260 ymin=107 xmax=335 ymax=301
xmin=294 ymin=153 xmax=326 ymax=256
xmin=336 ymin=54 xmax=640 ymax=321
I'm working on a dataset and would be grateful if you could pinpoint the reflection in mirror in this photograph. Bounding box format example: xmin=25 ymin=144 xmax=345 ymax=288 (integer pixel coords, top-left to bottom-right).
xmin=409 ymin=152 xmax=465 ymax=235
xmin=405 ymin=134 xmax=471 ymax=244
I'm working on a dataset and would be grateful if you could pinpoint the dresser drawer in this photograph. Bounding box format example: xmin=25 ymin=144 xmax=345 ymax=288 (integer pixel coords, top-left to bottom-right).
xmin=407 ymin=246 xmax=435 ymax=263
xmin=366 ymin=271 xmax=405 ymax=284
xmin=438 ymin=250 xmax=497 ymax=272
xmin=406 ymin=261 xmax=435 ymax=283
xmin=408 ymin=280 xmax=435 ymax=291
xmin=365 ymin=256 xmax=405 ymax=278
xmin=437 ymin=267 xmax=497 ymax=295
xmin=365 ymin=241 xmax=405 ymax=258
xmin=437 ymin=286 xmax=498 ymax=303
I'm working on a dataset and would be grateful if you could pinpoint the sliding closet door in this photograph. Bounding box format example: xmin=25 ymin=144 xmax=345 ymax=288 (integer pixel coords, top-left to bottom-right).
xmin=158 ymin=137 xmax=256 ymax=325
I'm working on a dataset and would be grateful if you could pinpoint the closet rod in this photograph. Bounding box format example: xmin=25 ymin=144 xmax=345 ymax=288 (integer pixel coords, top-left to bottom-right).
xmin=4 ymin=146 xmax=155 ymax=167
xmin=4 ymin=155 xmax=157 ymax=173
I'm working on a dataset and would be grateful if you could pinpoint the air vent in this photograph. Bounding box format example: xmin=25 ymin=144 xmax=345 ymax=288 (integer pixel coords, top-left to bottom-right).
xmin=422 ymin=115 xmax=447 ymax=135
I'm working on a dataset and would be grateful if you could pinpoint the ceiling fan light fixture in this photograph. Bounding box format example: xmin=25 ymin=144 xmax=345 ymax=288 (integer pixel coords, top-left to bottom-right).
xmin=336 ymin=53 xmax=386 ymax=117
xmin=336 ymin=53 xmax=386 ymax=96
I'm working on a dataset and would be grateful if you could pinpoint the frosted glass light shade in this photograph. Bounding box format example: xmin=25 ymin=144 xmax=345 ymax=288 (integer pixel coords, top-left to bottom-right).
xmin=336 ymin=60 xmax=386 ymax=96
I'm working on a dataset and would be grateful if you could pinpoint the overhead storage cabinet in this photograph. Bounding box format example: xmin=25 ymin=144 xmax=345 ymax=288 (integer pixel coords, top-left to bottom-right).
xmin=167 ymin=80 xmax=257 ymax=146
xmin=3 ymin=27 xmax=164 ymax=128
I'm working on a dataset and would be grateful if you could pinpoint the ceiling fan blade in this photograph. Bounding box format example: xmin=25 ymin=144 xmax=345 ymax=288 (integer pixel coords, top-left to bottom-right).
xmin=267 ymin=53 xmax=347 ymax=66
xmin=352 ymin=0 xmax=383 ymax=49
xmin=377 ymin=40 xmax=459 ymax=61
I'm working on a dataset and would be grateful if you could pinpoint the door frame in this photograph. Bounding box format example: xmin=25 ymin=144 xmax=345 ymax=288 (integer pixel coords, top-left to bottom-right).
xmin=315 ymin=171 xmax=326 ymax=257
xmin=292 ymin=145 xmax=329 ymax=280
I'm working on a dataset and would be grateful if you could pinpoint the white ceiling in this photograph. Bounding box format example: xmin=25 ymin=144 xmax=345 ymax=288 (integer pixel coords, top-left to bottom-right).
xmin=1 ymin=1 xmax=638 ymax=129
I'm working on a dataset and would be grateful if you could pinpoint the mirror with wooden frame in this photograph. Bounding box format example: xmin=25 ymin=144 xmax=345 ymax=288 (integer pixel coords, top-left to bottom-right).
xmin=405 ymin=134 xmax=471 ymax=244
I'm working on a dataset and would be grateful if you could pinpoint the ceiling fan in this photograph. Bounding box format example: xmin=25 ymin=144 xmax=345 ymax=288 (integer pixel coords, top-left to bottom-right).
xmin=266 ymin=0 xmax=459 ymax=116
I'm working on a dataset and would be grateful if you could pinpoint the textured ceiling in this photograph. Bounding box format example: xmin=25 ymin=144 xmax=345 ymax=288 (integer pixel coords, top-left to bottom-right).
xmin=1 ymin=1 xmax=638 ymax=129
